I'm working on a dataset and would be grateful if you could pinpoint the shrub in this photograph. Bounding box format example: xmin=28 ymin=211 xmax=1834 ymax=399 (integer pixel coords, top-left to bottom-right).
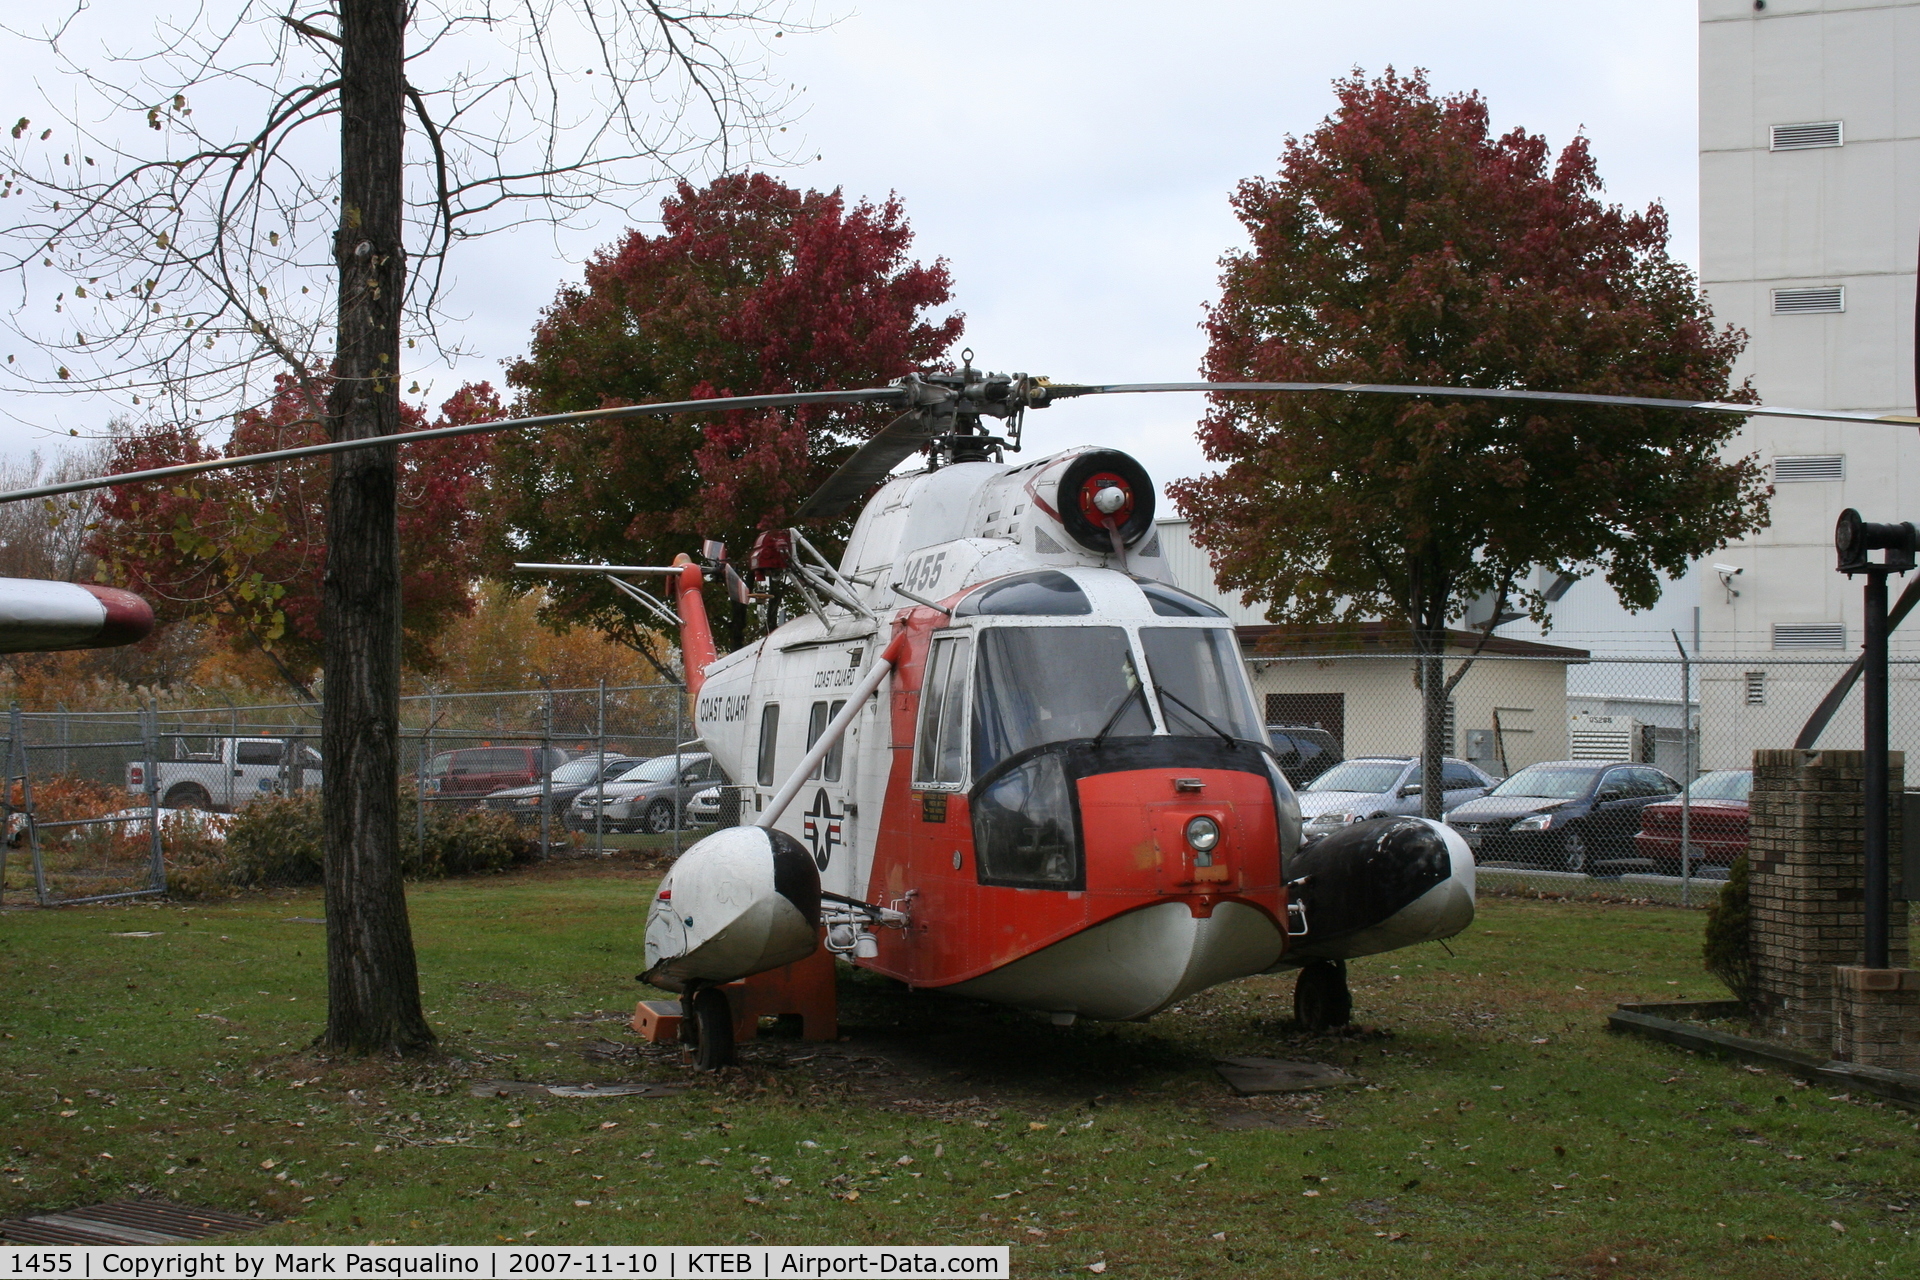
xmin=1701 ymin=851 xmax=1753 ymax=1007
xmin=184 ymin=787 xmax=537 ymax=896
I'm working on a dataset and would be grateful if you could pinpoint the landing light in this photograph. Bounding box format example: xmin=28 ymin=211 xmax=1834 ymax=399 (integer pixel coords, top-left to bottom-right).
xmin=1185 ymin=815 xmax=1220 ymax=853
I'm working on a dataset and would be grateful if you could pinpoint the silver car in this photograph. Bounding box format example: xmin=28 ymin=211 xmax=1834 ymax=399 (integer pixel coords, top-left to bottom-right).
xmin=1297 ymin=757 xmax=1496 ymax=838
xmin=566 ymin=752 xmax=725 ymax=834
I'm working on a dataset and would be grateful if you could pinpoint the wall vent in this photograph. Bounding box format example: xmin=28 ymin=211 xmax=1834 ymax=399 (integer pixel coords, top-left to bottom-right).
xmin=1772 ymin=286 xmax=1845 ymax=314
xmin=1773 ymin=623 xmax=1846 ymax=650
xmin=1569 ymin=714 xmax=1645 ymax=763
xmin=1744 ymin=671 xmax=1766 ymax=706
xmin=1770 ymin=121 xmax=1844 ymax=151
xmin=1773 ymin=454 xmax=1845 ymax=482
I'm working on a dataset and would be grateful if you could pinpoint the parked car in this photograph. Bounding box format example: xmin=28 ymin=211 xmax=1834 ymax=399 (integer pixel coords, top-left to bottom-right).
xmin=483 ymin=754 xmax=639 ymax=824
xmin=567 ymin=752 xmax=726 ymax=833
xmin=1445 ymin=760 xmax=1682 ymax=872
xmin=422 ymin=746 xmax=571 ymax=803
xmin=687 ymin=784 xmax=752 ymax=827
xmin=1633 ymin=769 xmax=1753 ymax=874
xmin=128 ymin=737 xmax=322 ymax=811
xmin=1297 ymin=756 xmax=1496 ymax=838
xmin=1266 ymin=725 xmax=1342 ymax=788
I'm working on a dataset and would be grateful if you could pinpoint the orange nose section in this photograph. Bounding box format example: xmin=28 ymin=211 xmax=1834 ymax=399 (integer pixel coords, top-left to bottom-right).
xmin=1075 ymin=766 xmax=1284 ymax=918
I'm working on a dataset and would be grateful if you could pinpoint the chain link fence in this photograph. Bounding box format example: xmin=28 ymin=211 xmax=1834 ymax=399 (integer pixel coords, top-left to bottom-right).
xmin=1250 ymin=649 xmax=1919 ymax=909
xmin=3 ymin=653 xmax=1905 ymax=911
xmin=0 ymin=681 xmax=697 ymax=905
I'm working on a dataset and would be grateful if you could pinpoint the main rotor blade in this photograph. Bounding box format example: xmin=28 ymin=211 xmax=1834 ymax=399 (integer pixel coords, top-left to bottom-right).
xmin=7 ymin=376 xmax=1913 ymax=509
xmin=0 ymin=386 xmax=907 ymax=506
xmin=1042 ymin=380 xmax=1920 ymax=427
xmin=793 ymin=408 xmax=937 ymax=520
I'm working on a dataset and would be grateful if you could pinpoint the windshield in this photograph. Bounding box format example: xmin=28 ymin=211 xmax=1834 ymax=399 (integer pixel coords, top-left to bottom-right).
xmin=972 ymin=627 xmax=1151 ymax=775
xmin=1488 ymin=766 xmax=1600 ymax=800
xmin=614 ymin=756 xmax=682 ymax=785
xmin=1685 ymin=770 xmax=1753 ymax=802
xmin=1304 ymin=761 xmax=1408 ymax=794
xmin=1140 ymin=628 xmax=1264 ymax=742
xmin=549 ymin=759 xmax=606 ymax=785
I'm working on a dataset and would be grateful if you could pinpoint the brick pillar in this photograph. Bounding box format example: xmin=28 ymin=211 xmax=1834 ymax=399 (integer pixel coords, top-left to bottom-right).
xmin=1832 ymin=967 xmax=1920 ymax=1071
xmin=1747 ymin=749 xmax=1908 ymax=1052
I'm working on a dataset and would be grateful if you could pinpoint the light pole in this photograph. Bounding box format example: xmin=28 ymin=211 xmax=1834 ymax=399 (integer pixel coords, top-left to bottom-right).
xmin=1835 ymin=508 xmax=1917 ymax=969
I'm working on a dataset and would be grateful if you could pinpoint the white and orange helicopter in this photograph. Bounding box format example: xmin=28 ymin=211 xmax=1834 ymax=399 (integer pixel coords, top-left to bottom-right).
xmin=0 ymin=358 xmax=1886 ymax=1068
xmin=503 ymin=357 xmax=1875 ymax=1069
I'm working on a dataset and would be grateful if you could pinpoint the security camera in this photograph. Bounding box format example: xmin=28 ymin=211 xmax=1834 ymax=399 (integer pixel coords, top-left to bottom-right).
xmin=1713 ymin=563 xmax=1742 ymax=602
xmin=1713 ymin=564 xmax=1743 ymax=577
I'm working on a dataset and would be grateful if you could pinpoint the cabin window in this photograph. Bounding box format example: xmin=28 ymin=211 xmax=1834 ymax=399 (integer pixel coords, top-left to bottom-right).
xmin=1140 ymin=627 xmax=1264 ymax=742
xmin=756 ymin=703 xmax=780 ymax=787
xmin=1134 ymin=577 xmax=1227 ymax=618
xmin=972 ymin=751 xmax=1081 ymax=889
xmin=915 ymin=637 xmax=971 ymax=787
xmin=807 ymin=699 xmax=848 ymax=782
xmin=971 ymin=626 xmax=1151 ymax=776
xmin=954 ymin=570 xmax=1092 ymax=617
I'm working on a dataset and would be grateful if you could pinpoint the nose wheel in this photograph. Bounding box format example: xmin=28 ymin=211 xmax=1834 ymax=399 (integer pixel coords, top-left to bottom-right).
xmin=1293 ymin=959 xmax=1352 ymax=1031
xmin=681 ymin=985 xmax=736 ymax=1070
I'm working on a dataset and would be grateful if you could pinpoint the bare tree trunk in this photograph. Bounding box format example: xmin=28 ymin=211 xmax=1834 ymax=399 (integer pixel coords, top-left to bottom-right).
xmin=1417 ymin=643 xmax=1447 ymax=821
xmin=320 ymin=0 xmax=434 ymax=1056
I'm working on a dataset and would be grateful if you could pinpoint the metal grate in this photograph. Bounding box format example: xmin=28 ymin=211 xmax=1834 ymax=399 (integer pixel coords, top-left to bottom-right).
xmin=0 ymin=1201 xmax=262 ymax=1245
xmin=1771 ymin=286 xmax=1845 ymax=314
xmin=1745 ymin=671 xmax=1767 ymax=706
xmin=1773 ymin=454 xmax=1845 ymax=482
xmin=1770 ymin=121 xmax=1844 ymax=150
xmin=1773 ymin=623 xmax=1847 ymax=650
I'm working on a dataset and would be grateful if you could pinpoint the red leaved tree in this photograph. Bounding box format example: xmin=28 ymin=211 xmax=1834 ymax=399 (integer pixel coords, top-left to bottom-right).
xmin=91 ymin=377 xmax=501 ymax=698
xmin=496 ymin=172 xmax=962 ymax=644
xmin=1172 ymin=69 xmax=1770 ymax=816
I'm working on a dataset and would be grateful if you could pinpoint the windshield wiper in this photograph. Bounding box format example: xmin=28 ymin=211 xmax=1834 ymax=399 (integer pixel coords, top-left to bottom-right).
xmin=1093 ymin=681 xmax=1149 ymax=748
xmin=1158 ymin=687 xmax=1235 ymax=744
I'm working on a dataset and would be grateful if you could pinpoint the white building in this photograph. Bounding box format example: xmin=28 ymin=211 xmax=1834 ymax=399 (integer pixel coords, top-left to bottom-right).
xmin=1690 ymin=0 xmax=1920 ymax=766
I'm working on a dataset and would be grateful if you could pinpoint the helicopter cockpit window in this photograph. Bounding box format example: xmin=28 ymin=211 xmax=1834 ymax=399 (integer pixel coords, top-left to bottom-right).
xmin=954 ymin=570 xmax=1092 ymax=617
xmin=971 ymin=627 xmax=1152 ymax=776
xmin=914 ymin=636 xmax=971 ymax=788
xmin=1133 ymin=577 xmax=1227 ymax=618
xmin=973 ymin=751 xmax=1081 ymax=889
xmin=1140 ymin=628 xmax=1264 ymax=743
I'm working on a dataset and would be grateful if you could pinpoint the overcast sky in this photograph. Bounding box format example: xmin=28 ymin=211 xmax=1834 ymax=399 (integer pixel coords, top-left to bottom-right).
xmin=0 ymin=0 xmax=1699 ymax=499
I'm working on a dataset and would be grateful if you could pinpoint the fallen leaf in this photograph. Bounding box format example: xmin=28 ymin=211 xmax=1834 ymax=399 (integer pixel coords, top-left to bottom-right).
xmin=1087 ymin=1265 xmax=1107 ymax=1275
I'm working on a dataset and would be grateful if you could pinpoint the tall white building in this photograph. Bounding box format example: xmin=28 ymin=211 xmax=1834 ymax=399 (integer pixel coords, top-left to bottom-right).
xmin=1694 ymin=0 xmax=1920 ymax=763
xmin=1501 ymin=0 xmax=1920 ymax=766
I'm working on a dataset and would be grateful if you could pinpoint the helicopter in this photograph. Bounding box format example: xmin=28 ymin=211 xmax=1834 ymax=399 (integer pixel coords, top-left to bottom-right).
xmin=518 ymin=356 xmax=1797 ymax=1067
xmin=0 ymin=357 xmax=1892 ymax=1067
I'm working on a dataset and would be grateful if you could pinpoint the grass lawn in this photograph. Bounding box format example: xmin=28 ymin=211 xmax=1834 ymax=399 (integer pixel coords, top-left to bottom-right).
xmin=0 ymin=861 xmax=1914 ymax=1278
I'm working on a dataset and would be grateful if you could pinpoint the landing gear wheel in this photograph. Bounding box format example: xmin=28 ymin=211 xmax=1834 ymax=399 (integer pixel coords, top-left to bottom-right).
xmin=642 ymin=799 xmax=675 ymax=835
xmin=1293 ymin=959 xmax=1352 ymax=1032
xmin=164 ymin=784 xmax=212 ymax=811
xmin=1560 ymin=829 xmax=1589 ymax=874
xmin=686 ymin=986 xmax=735 ymax=1071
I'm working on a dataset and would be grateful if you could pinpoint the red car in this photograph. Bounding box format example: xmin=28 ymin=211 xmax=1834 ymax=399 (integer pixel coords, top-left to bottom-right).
xmin=1633 ymin=769 xmax=1752 ymax=873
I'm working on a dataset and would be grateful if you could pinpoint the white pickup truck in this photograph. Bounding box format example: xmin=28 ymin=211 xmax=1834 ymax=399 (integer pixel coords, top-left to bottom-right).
xmin=127 ymin=737 xmax=323 ymax=811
